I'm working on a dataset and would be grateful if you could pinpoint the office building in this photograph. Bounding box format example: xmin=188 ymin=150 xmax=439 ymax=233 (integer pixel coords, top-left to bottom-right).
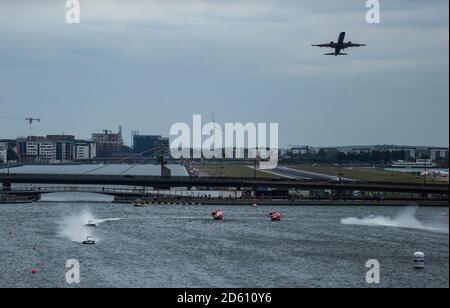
xmin=74 ymin=141 xmax=97 ymax=160
xmin=16 ymin=135 xmax=96 ymax=163
xmin=133 ymin=134 xmax=170 ymax=158
xmin=430 ymin=148 xmax=449 ymax=162
xmin=92 ymin=129 xmax=124 ymax=158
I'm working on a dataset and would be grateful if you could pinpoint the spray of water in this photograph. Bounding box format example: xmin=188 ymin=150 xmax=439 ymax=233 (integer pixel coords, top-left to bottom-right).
xmin=57 ymin=209 xmax=99 ymax=243
xmin=341 ymin=206 xmax=449 ymax=233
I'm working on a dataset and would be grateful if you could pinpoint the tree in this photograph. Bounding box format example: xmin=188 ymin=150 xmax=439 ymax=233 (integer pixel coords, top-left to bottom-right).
xmin=317 ymin=149 xmax=327 ymax=163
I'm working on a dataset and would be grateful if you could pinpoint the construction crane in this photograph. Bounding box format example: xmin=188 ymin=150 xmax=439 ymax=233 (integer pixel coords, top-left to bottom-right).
xmin=2 ymin=116 xmax=41 ymax=137
xmin=25 ymin=118 xmax=41 ymax=136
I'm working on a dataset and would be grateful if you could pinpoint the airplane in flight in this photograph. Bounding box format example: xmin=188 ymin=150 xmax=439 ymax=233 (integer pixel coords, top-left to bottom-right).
xmin=312 ymin=32 xmax=366 ymax=56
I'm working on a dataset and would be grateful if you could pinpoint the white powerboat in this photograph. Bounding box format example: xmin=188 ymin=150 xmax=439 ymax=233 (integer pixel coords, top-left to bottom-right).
xmin=86 ymin=220 xmax=97 ymax=227
xmin=82 ymin=236 xmax=96 ymax=245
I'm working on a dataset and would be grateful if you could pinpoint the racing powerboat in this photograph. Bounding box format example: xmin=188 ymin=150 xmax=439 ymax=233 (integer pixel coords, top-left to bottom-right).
xmin=86 ymin=220 xmax=97 ymax=227
xmin=82 ymin=236 xmax=96 ymax=245
xmin=133 ymin=200 xmax=151 ymax=207
xmin=269 ymin=211 xmax=282 ymax=221
xmin=211 ymin=209 xmax=224 ymax=221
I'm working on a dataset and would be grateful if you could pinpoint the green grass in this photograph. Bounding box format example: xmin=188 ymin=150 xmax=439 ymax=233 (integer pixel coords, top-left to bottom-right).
xmin=195 ymin=163 xmax=447 ymax=184
xmin=289 ymin=164 xmax=444 ymax=184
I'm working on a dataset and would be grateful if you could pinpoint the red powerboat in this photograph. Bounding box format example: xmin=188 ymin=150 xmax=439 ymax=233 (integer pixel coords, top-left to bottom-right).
xmin=211 ymin=209 xmax=224 ymax=221
xmin=269 ymin=211 xmax=282 ymax=221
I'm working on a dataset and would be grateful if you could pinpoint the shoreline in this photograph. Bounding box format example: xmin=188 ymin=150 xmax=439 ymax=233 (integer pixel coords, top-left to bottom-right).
xmin=114 ymin=198 xmax=449 ymax=207
xmin=0 ymin=193 xmax=447 ymax=207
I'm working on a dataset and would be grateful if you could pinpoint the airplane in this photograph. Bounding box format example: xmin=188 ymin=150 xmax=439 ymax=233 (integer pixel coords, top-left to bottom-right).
xmin=312 ymin=32 xmax=366 ymax=56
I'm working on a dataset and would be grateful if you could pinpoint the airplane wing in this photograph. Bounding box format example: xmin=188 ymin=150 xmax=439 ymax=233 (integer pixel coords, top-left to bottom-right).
xmin=311 ymin=43 xmax=336 ymax=48
xmin=341 ymin=42 xmax=366 ymax=49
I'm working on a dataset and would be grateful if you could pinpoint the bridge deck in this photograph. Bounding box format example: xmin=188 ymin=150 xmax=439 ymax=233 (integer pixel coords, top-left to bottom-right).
xmin=0 ymin=173 xmax=448 ymax=195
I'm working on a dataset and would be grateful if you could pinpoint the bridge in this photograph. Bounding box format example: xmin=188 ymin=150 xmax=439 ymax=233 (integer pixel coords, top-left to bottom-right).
xmin=0 ymin=186 xmax=153 ymax=197
xmin=0 ymin=173 xmax=448 ymax=196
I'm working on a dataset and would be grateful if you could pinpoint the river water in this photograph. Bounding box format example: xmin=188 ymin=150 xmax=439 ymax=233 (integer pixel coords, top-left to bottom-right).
xmin=0 ymin=193 xmax=448 ymax=288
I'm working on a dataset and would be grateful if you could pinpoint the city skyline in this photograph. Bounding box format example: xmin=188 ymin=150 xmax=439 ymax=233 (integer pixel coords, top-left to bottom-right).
xmin=2 ymin=130 xmax=449 ymax=150
xmin=0 ymin=0 xmax=449 ymax=147
xmin=0 ymin=123 xmax=449 ymax=149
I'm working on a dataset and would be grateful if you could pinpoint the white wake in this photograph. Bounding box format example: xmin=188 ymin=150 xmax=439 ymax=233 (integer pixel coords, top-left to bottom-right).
xmin=341 ymin=206 xmax=449 ymax=233
xmin=57 ymin=209 xmax=123 ymax=243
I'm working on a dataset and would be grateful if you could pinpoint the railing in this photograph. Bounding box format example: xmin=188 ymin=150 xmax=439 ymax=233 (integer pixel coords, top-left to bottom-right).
xmin=0 ymin=186 xmax=146 ymax=194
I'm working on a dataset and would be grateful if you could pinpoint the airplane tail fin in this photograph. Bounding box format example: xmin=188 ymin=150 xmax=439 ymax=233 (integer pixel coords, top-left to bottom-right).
xmin=324 ymin=53 xmax=347 ymax=56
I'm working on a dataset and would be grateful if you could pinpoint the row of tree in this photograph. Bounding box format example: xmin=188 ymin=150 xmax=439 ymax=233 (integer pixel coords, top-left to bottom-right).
xmin=283 ymin=150 xmax=429 ymax=165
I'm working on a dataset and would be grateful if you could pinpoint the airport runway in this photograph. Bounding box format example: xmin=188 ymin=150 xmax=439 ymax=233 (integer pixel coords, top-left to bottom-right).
xmin=257 ymin=166 xmax=340 ymax=181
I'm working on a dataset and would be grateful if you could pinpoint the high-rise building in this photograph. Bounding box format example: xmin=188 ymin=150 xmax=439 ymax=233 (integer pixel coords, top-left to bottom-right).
xmin=92 ymin=130 xmax=124 ymax=158
xmin=46 ymin=135 xmax=75 ymax=162
xmin=430 ymin=148 xmax=449 ymax=162
xmin=133 ymin=134 xmax=162 ymax=157
xmin=17 ymin=136 xmax=55 ymax=163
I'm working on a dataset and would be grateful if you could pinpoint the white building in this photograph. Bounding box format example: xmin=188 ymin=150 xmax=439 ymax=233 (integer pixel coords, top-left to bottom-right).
xmin=0 ymin=148 xmax=7 ymax=164
xmin=25 ymin=142 xmax=39 ymax=156
xmin=430 ymin=148 xmax=449 ymax=162
xmin=22 ymin=141 xmax=57 ymax=163
xmin=38 ymin=142 xmax=57 ymax=159
xmin=390 ymin=159 xmax=437 ymax=168
xmin=17 ymin=136 xmax=96 ymax=163
xmin=387 ymin=148 xmax=417 ymax=159
xmin=74 ymin=141 xmax=97 ymax=160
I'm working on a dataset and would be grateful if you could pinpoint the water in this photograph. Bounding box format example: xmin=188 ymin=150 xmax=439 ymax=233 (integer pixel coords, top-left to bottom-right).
xmin=0 ymin=194 xmax=448 ymax=288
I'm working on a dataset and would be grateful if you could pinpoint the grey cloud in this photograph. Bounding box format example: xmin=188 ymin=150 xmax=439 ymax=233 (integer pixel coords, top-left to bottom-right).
xmin=0 ymin=0 xmax=448 ymax=147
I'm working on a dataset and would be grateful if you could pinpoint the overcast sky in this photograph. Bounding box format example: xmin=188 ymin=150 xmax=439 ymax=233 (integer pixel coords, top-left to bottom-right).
xmin=0 ymin=0 xmax=448 ymax=147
